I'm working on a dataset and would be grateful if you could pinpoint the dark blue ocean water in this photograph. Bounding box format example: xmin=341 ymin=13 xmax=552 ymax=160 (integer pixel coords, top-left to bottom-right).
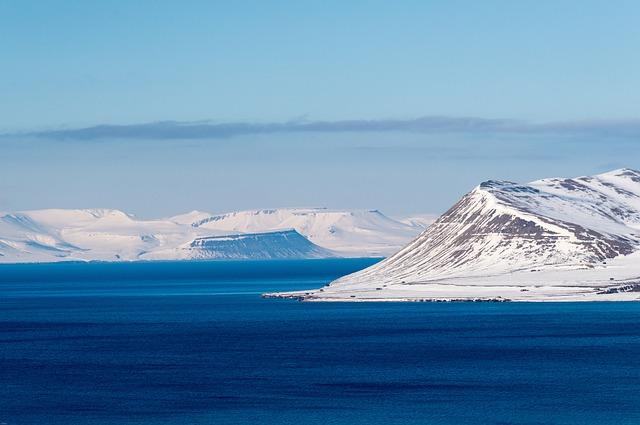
xmin=1 ymin=259 xmax=640 ymax=425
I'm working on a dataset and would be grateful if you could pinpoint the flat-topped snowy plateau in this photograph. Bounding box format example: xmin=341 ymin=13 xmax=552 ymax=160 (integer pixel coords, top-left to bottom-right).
xmin=266 ymin=168 xmax=640 ymax=302
xmin=0 ymin=207 xmax=427 ymax=263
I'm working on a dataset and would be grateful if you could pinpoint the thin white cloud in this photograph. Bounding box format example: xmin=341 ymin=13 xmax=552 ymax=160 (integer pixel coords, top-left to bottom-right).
xmin=5 ymin=116 xmax=640 ymax=140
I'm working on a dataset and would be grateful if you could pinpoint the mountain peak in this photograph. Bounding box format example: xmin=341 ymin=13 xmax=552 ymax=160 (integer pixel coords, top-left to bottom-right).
xmin=478 ymin=179 xmax=516 ymax=189
xmin=595 ymin=167 xmax=640 ymax=180
xmin=274 ymin=169 xmax=640 ymax=302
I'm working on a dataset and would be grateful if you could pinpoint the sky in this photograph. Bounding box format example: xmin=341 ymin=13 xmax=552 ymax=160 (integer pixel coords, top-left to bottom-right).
xmin=1 ymin=1 xmax=640 ymax=217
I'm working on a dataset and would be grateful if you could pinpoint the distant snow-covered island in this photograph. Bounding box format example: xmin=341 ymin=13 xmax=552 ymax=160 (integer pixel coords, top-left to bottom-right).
xmin=265 ymin=168 xmax=640 ymax=302
xmin=0 ymin=207 xmax=432 ymax=263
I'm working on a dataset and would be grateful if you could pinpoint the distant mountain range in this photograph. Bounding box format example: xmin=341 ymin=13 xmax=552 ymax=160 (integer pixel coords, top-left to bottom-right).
xmin=144 ymin=230 xmax=336 ymax=261
xmin=267 ymin=168 xmax=640 ymax=302
xmin=0 ymin=207 xmax=432 ymax=263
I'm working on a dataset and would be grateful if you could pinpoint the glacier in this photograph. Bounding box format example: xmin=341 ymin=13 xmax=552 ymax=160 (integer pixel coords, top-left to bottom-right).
xmin=266 ymin=168 xmax=640 ymax=302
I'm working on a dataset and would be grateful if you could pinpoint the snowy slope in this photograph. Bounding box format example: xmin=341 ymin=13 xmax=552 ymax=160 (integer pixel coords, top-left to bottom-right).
xmin=0 ymin=211 xmax=83 ymax=262
xmin=0 ymin=207 xmax=426 ymax=263
xmin=267 ymin=168 xmax=640 ymax=302
xmin=395 ymin=214 xmax=438 ymax=229
xmin=167 ymin=210 xmax=213 ymax=225
xmin=0 ymin=209 xmax=208 ymax=262
xmin=142 ymin=230 xmax=335 ymax=260
xmin=193 ymin=208 xmax=422 ymax=256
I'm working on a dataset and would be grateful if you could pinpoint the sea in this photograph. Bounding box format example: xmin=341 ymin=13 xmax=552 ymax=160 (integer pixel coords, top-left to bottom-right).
xmin=1 ymin=258 xmax=640 ymax=425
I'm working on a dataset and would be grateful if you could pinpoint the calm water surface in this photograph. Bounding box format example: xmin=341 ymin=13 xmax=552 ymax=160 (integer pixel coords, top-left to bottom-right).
xmin=1 ymin=259 xmax=640 ymax=425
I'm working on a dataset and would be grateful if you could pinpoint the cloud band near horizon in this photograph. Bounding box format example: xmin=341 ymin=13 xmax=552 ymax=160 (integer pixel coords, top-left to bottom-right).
xmin=6 ymin=116 xmax=640 ymax=141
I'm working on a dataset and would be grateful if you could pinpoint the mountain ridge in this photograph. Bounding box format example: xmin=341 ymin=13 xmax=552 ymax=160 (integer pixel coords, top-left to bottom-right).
xmin=141 ymin=229 xmax=335 ymax=261
xmin=0 ymin=207 xmax=425 ymax=263
xmin=189 ymin=207 xmax=424 ymax=256
xmin=266 ymin=168 xmax=640 ymax=302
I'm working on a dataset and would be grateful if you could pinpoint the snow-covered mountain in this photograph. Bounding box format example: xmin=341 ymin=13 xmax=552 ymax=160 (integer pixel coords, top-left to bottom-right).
xmin=0 ymin=208 xmax=207 ymax=263
xmin=191 ymin=208 xmax=423 ymax=256
xmin=395 ymin=214 xmax=438 ymax=229
xmin=142 ymin=230 xmax=335 ymax=261
xmin=0 ymin=207 xmax=426 ymax=263
xmin=267 ymin=168 xmax=640 ymax=302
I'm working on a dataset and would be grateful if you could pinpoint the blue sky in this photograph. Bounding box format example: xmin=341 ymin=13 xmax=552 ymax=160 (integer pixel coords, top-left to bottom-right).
xmin=1 ymin=1 xmax=639 ymax=216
